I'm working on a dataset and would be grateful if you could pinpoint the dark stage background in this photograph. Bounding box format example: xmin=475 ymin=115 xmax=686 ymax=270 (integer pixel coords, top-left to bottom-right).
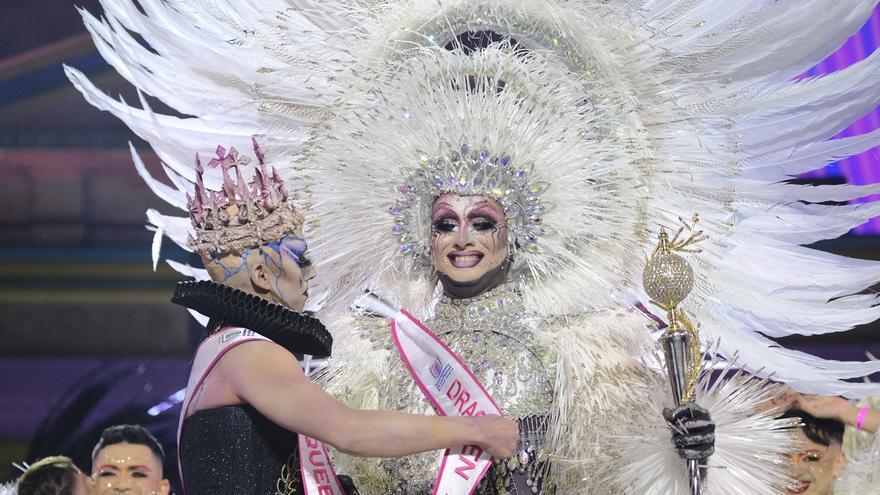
xmin=1 ymin=0 xmax=880 ymax=485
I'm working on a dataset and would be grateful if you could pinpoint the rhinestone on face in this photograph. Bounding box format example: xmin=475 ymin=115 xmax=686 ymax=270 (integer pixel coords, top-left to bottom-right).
xmin=394 ymin=144 xmax=550 ymax=258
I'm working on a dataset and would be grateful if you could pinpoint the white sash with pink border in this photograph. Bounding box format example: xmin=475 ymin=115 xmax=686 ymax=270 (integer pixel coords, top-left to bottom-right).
xmin=298 ymin=434 xmax=347 ymax=495
xmin=178 ymin=327 xmax=345 ymax=495
xmin=359 ymin=295 xmax=503 ymax=495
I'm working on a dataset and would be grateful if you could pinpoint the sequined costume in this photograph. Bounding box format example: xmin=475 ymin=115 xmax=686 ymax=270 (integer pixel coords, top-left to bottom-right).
xmin=68 ymin=0 xmax=880 ymax=493
xmin=837 ymin=432 xmax=880 ymax=495
xmin=336 ymin=287 xmax=559 ymax=493
xmin=836 ymin=398 xmax=880 ymax=495
xmin=324 ymin=286 xmax=728 ymax=493
xmin=330 ymin=287 xmax=809 ymax=494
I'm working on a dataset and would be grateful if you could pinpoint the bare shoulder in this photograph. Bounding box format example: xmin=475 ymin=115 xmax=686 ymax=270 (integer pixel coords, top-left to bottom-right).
xmin=218 ymin=339 xmax=306 ymax=384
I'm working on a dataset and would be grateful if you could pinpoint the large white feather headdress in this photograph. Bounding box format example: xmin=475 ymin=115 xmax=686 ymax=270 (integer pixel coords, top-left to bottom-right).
xmin=309 ymin=45 xmax=645 ymax=316
xmin=67 ymin=0 xmax=880 ymax=397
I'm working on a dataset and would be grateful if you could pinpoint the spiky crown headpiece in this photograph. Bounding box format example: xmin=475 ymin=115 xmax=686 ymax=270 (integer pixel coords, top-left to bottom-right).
xmin=186 ymin=138 xmax=303 ymax=258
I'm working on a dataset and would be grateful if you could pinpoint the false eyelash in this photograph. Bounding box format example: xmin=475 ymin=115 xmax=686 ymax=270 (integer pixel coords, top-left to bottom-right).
xmin=432 ymin=218 xmax=458 ymax=232
xmin=471 ymin=218 xmax=497 ymax=231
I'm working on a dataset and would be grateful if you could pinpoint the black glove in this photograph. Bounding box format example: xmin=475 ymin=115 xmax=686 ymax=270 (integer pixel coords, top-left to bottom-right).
xmin=339 ymin=474 xmax=360 ymax=495
xmin=663 ymin=403 xmax=715 ymax=461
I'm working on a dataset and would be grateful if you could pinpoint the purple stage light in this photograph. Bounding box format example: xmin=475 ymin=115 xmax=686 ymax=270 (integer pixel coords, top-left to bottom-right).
xmin=802 ymin=7 xmax=880 ymax=235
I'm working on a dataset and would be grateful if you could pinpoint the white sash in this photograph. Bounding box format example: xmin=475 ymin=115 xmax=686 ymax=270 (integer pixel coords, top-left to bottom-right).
xmin=390 ymin=310 xmax=503 ymax=495
xmin=298 ymin=434 xmax=347 ymax=495
xmin=177 ymin=327 xmax=344 ymax=495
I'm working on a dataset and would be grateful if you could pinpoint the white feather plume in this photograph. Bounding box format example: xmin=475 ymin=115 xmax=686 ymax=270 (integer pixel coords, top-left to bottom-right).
xmin=69 ymin=0 xmax=880 ymax=411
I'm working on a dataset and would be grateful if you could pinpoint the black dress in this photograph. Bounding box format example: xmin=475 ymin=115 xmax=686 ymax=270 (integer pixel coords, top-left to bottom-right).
xmin=180 ymin=404 xmax=302 ymax=494
xmin=172 ymin=281 xmax=357 ymax=495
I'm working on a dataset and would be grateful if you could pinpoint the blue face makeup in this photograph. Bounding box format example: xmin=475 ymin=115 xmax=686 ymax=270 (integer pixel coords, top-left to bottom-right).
xmin=214 ymin=251 xmax=250 ymax=282
xmin=265 ymin=235 xmax=310 ymax=268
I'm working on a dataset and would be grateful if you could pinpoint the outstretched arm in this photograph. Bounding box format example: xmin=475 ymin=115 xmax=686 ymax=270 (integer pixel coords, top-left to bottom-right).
xmin=220 ymin=340 xmax=517 ymax=458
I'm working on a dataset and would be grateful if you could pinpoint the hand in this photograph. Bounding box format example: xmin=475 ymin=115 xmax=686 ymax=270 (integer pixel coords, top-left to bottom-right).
xmin=775 ymin=388 xmax=856 ymax=425
xmin=471 ymin=415 xmax=518 ymax=459
xmin=664 ymin=403 xmax=716 ymax=461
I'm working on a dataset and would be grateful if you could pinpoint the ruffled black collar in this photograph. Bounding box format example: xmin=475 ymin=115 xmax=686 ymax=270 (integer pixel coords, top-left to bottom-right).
xmin=172 ymin=280 xmax=332 ymax=357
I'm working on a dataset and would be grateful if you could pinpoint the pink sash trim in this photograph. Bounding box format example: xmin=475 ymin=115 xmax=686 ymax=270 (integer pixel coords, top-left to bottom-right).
xmin=298 ymin=435 xmax=347 ymax=495
xmin=390 ymin=310 xmax=502 ymax=495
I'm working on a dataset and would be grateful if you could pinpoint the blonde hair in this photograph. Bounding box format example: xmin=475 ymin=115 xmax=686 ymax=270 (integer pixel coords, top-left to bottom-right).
xmin=16 ymin=456 xmax=83 ymax=495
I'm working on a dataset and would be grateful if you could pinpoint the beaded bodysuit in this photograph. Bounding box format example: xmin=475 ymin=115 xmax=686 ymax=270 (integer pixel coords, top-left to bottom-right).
xmin=326 ymin=285 xmax=666 ymax=494
xmin=338 ymin=286 xmax=556 ymax=494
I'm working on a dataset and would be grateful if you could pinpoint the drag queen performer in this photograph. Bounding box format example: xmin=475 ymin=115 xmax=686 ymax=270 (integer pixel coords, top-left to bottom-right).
xmin=65 ymin=0 xmax=880 ymax=493
xmin=172 ymin=143 xmax=517 ymax=493
xmin=309 ymin=45 xmax=755 ymax=494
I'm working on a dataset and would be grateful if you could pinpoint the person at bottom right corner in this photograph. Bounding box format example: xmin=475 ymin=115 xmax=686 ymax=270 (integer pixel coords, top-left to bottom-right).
xmin=781 ymin=392 xmax=879 ymax=495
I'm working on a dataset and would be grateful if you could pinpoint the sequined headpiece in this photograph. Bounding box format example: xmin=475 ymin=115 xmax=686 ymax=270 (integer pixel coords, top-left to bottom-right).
xmin=187 ymin=138 xmax=303 ymax=258
xmin=391 ymin=141 xmax=548 ymax=257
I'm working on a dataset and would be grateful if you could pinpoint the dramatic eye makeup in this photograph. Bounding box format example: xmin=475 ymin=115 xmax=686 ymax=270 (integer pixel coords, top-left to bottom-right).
xmin=431 ymin=202 xmax=503 ymax=235
xmin=277 ymin=236 xmax=310 ymax=268
xmin=469 ymin=216 xmax=498 ymax=232
xmin=791 ymin=450 xmax=823 ymax=463
xmin=803 ymin=452 xmax=822 ymax=462
xmin=467 ymin=204 xmax=503 ymax=232
xmin=431 ymin=204 xmax=459 ymax=234
xmin=432 ymin=217 xmax=458 ymax=233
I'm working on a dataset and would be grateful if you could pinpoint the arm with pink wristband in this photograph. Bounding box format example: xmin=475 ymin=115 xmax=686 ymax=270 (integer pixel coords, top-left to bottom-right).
xmin=852 ymin=405 xmax=879 ymax=433
xmin=783 ymin=391 xmax=879 ymax=434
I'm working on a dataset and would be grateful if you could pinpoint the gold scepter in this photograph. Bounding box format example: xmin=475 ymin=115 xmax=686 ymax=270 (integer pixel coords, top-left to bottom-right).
xmin=642 ymin=215 xmax=704 ymax=495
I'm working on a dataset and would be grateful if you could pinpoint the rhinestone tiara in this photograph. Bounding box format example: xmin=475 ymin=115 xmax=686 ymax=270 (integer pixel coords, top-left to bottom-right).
xmin=389 ymin=141 xmax=549 ymax=259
